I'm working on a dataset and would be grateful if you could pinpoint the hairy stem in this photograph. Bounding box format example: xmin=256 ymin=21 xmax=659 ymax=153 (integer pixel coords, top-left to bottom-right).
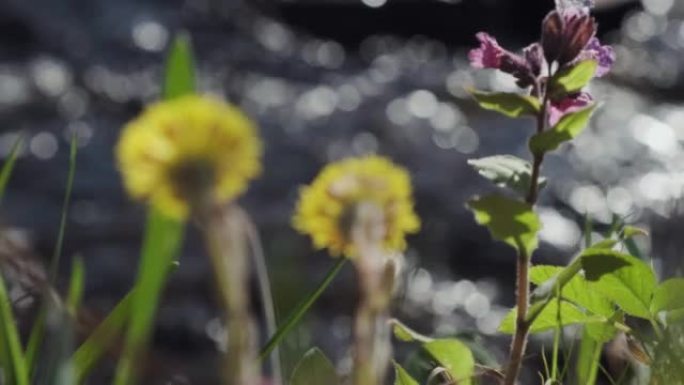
xmin=201 ymin=204 xmax=259 ymax=385
xmin=502 ymin=92 xmax=548 ymax=385
xmin=503 ymin=250 xmax=531 ymax=385
xmin=351 ymin=202 xmax=394 ymax=385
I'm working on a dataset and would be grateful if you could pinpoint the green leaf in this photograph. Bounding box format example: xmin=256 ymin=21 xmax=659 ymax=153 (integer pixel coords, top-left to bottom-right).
xmin=467 ymin=194 xmax=540 ymax=257
xmin=0 ymin=136 xmax=22 ymax=202
xmin=290 ymin=348 xmax=339 ymax=385
xmin=163 ymin=32 xmax=196 ymax=100
xmin=665 ymin=308 xmax=684 ymax=324
xmin=113 ymin=209 xmax=184 ymax=385
xmin=589 ymin=239 xmax=618 ymax=250
xmin=584 ymin=312 xmax=621 ymax=342
xmin=471 ymin=91 xmax=541 ymax=118
xmin=0 ymin=273 xmax=29 ymax=385
xmin=580 ymin=249 xmax=631 ymax=281
xmin=651 ymin=278 xmax=684 ymax=314
xmin=621 ymin=226 xmax=649 ymax=240
xmin=467 ymin=155 xmax=546 ymax=196
xmin=500 ymin=301 xmax=596 ymax=334
xmin=531 ymin=263 xmax=613 ymax=317
xmin=391 ymin=319 xmax=433 ymax=343
xmin=548 ymin=60 xmax=598 ymax=97
xmin=529 ymin=105 xmax=596 ymax=155
xmin=393 ymin=362 xmax=419 ymax=385
xmin=72 ymin=291 xmax=132 ymax=383
xmin=423 ymin=339 xmax=475 ymax=385
xmin=582 ymin=252 xmax=656 ymax=319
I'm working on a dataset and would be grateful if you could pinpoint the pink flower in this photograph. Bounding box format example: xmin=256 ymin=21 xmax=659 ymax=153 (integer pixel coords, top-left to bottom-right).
xmin=468 ymin=32 xmax=505 ymax=69
xmin=577 ymin=37 xmax=615 ymax=77
xmin=469 ymin=32 xmax=536 ymax=88
xmin=523 ymin=43 xmax=545 ymax=77
xmin=548 ymin=92 xmax=593 ymax=126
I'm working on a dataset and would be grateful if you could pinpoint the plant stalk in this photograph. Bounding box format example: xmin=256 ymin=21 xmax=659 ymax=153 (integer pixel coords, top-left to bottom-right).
xmin=502 ymin=91 xmax=548 ymax=385
xmin=351 ymin=202 xmax=395 ymax=385
xmin=201 ymin=204 xmax=259 ymax=385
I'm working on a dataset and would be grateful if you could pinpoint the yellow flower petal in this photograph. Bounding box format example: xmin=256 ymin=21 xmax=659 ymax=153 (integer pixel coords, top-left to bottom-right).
xmin=116 ymin=95 xmax=262 ymax=219
xmin=293 ymin=156 xmax=420 ymax=258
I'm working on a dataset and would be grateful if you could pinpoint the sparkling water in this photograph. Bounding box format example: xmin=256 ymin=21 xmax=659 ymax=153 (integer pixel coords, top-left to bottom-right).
xmin=555 ymin=0 xmax=594 ymax=11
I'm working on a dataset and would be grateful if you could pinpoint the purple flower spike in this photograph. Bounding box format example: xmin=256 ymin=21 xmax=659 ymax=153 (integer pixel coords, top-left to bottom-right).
xmin=469 ymin=32 xmax=505 ymax=69
xmin=578 ymin=37 xmax=615 ymax=77
xmin=548 ymin=92 xmax=593 ymax=126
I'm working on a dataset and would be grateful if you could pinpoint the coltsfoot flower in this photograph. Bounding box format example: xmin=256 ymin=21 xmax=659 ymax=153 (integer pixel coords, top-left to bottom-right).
xmin=116 ymin=95 xmax=262 ymax=219
xmin=293 ymin=156 xmax=420 ymax=258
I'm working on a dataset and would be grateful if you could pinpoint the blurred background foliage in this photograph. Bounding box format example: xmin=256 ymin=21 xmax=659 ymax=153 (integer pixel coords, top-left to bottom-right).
xmin=1 ymin=0 xmax=684 ymax=383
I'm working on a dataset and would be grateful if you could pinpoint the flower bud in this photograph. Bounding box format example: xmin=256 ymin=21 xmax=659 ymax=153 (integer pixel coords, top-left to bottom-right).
xmin=542 ymin=9 xmax=596 ymax=66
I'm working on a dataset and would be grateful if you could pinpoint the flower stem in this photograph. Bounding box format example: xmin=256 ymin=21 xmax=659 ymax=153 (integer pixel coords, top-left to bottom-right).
xmin=503 ymin=250 xmax=531 ymax=385
xmin=201 ymin=204 xmax=259 ymax=385
xmin=244 ymin=217 xmax=282 ymax=385
xmin=502 ymin=92 xmax=549 ymax=385
xmin=351 ymin=202 xmax=395 ymax=385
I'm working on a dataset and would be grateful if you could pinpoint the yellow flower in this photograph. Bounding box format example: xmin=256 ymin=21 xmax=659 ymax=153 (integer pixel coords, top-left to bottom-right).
xmin=116 ymin=95 xmax=262 ymax=219
xmin=293 ymin=156 xmax=420 ymax=258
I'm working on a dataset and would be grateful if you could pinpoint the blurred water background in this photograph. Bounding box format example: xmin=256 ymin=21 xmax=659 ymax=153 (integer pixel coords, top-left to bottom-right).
xmin=1 ymin=0 xmax=684 ymax=383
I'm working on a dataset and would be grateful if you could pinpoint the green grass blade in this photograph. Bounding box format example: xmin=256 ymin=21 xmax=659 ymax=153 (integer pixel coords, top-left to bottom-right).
xmin=50 ymin=133 xmax=78 ymax=282
xmin=163 ymin=32 xmax=196 ymax=100
xmin=0 ymin=136 xmax=25 ymax=383
xmin=72 ymin=261 xmax=178 ymax=383
xmin=0 ymin=136 xmax=23 ymax=201
xmin=32 ymin=293 xmax=75 ymax=385
xmin=113 ymin=208 xmax=184 ymax=385
xmin=259 ymin=258 xmax=347 ymax=361
xmin=246 ymin=219 xmax=282 ymax=383
xmin=25 ymin=134 xmax=78 ymax=374
xmin=0 ymin=273 xmax=29 ymax=385
xmin=67 ymin=256 xmax=85 ymax=316
xmin=112 ymin=30 xmax=192 ymax=385
xmin=72 ymin=291 xmax=133 ymax=383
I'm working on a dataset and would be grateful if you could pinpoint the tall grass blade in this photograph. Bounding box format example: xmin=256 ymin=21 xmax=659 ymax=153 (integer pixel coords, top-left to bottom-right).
xmin=72 ymin=291 xmax=133 ymax=383
xmin=26 ymin=134 xmax=78 ymax=374
xmin=0 ymin=137 xmax=27 ymax=384
xmin=246 ymin=218 xmax=282 ymax=384
xmin=0 ymin=273 xmax=29 ymax=385
xmin=67 ymin=256 xmax=85 ymax=316
xmin=49 ymin=133 xmax=78 ymax=282
xmin=259 ymin=258 xmax=347 ymax=361
xmin=73 ymin=261 xmax=178 ymax=383
xmin=113 ymin=209 xmax=184 ymax=385
xmin=163 ymin=32 xmax=196 ymax=100
xmin=113 ymin=31 xmax=192 ymax=385
xmin=32 ymin=293 xmax=75 ymax=385
xmin=0 ymin=136 xmax=22 ymax=201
